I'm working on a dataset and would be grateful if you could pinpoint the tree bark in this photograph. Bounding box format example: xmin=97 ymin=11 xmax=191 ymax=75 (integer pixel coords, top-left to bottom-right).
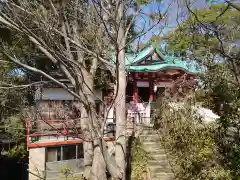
xmin=79 ymin=64 xmax=124 ymax=179
xmin=80 ymin=106 xmax=94 ymax=179
xmin=78 ymin=66 xmax=107 ymax=180
xmin=115 ymin=1 xmax=127 ymax=179
xmin=78 ymin=83 xmax=93 ymax=179
xmin=92 ymin=139 xmax=107 ymax=180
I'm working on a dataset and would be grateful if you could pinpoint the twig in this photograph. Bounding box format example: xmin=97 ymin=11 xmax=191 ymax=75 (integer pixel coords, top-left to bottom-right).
xmin=0 ymin=81 xmax=49 ymax=89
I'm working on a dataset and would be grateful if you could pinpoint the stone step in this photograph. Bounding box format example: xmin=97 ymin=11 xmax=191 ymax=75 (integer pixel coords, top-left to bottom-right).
xmin=142 ymin=140 xmax=159 ymax=144
xmin=139 ymin=134 xmax=157 ymax=138
xmin=138 ymin=127 xmax=156 ymax=131
xmin=148 ymin=155 xmax=169 ymax=162
xmin=149 ymin=164 xmax=172 ymax=172
xmin=142 ymin=141 xmax=164 ymax=149
xmin=140 ymin=134 xmax=159 ymax=137
xmin=144 ymin=148 xmax=166 ymax=154
xmin=150 ymin=155 xmax=173 ymax=165
xmin=142 ymin=140 xmax=163 ymax=145
xmin=139 ymin=130 xmax=157 ymax=136
xmin=141 ymin=139 xmax=159 ymax=143
xmin=138 ymin=129 xmax=174 ymax=179
xmin=149 ymin=166 xmax=173 ymax=174
xmin=145 ymin=148 xmax=166 ymax=154
xmin=136 ymin=124 xmax=154 ymax=129
xmin=142 ymin=143 xmax=165 ymax=150
xmin=151 ymin=172 xmax=175 ymax=180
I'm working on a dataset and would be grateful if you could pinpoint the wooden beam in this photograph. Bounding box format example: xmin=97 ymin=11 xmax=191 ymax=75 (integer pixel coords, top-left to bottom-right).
xmin=149 ymin=72 xmax=153 ymax=102
xmin=27 ymin=137 xmax=115 ymax=149
xmin=132 ymin=72 xmax=138 ymax=103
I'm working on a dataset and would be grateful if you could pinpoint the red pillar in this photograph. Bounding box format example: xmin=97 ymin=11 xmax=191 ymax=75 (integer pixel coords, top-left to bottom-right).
xmin=149 ymin=72 xmax=153 ymax=102
xmin=26 ymin=118 xmax=30 ymax=150
xmin=132 ymin=73 xmax=138 ymax=103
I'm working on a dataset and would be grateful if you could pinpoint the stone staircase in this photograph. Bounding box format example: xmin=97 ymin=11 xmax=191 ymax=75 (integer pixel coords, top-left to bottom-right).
xmin=139 ymin=127 xmax=174 ymax=180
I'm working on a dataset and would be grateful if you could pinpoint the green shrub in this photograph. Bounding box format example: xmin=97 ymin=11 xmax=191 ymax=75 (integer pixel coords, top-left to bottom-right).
xmin=155 ymin=99 xmax=232 ymax=180
xmin=131 ymin=137 xmax=151 ymax=180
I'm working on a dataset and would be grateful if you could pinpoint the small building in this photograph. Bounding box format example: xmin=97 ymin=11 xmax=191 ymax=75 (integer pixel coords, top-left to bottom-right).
xmin=26 ymin=45 xmax=200 ymax=180
xmin=27 ymin=72 xmax=114 ymax=180
xmin=107 ymin=45 xmax=200 ymax=125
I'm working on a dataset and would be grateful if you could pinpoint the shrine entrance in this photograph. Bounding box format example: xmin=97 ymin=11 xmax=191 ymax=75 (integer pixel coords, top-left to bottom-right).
xmin=108 ymin=45 xmax=200 ymax=126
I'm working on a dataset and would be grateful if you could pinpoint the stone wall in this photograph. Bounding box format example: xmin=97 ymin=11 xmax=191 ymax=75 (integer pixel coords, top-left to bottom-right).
xmin=28 ymin=147 xmax=46 ymax=180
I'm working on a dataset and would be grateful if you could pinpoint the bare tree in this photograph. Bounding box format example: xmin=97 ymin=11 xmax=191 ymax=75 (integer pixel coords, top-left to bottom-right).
xmin=0 ymin=0 xmax=166 ymax=179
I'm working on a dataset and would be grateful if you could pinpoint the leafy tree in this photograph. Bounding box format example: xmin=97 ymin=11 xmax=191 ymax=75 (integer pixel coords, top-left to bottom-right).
xmin=0 ymin=56 xmax=28 ymax=158
xmin=156 ymin=2 xmax=240 ymax=179
xmin=166 ymin=4 xmax=239 ymax=55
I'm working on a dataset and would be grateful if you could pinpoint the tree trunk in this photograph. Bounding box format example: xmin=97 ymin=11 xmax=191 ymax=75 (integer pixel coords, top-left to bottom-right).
xmin=115 ymin=2 xmax=127 ymax=179
xmin=80 ymin=106 xmax=93 ymax=179
xmin=92 ymin=139 xmax=107 ymax=180
xmin=79 ymin=67 xmax=107 ymax=180
xmin=79 ymin=65 xmax=124 ymax=179
xmin=76 ymin=65 xmax=94 ymax=179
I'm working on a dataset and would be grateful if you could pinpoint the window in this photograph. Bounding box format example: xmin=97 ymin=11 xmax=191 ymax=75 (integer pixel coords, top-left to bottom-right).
xmin=138 ymin=87 xmax=150 ymax=102
xmin=62 ymin=145 xmax=76 ymax=160
xmin=46 ymin=144 xmax=84 ymax=162
xmin=126 ymin=82 xmax=133 ymax=103
xmin=77 ymin=144 xmax=84 ymax=159
xmin=46 ymin=147 xmax=61 ymax=162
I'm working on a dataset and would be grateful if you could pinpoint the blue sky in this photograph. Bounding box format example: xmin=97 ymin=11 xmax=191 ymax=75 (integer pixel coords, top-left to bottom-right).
xmin=133 ymin=0 xmax=226 ymax=46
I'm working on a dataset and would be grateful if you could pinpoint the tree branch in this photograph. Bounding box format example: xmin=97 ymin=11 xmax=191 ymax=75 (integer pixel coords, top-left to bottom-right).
xmin=0 ymin=50 xmax=85 ymax=102
xmin=0 ymin=4 xmax=115 ymax=69
xmin=225 ymin=0 xmax=240 ymax=11
xmin=0 ymin=81 xmax=49 ymax=89
xmin=186 ymin=1 xmax=240 ymax=86
xmin=0 ymin=14 xmax=77 ymax=87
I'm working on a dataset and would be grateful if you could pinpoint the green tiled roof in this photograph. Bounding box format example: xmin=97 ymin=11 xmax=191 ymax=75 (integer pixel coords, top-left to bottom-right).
xmin=112 ymin=45 xmax=201 ymax=75
xmin=128 ymin=62 xmax=200 ymax=74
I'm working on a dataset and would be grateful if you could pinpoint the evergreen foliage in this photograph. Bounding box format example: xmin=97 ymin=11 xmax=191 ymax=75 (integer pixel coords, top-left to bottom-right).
xmin=155 ymin=97 xmax=233 ymax=179
xmin=131 ymin=137 xmax=151 ymax=180
xmin=0 ymin=57 xmax=28 ymax=158
xmin=153 ymin=3 xmax=240 ymax=179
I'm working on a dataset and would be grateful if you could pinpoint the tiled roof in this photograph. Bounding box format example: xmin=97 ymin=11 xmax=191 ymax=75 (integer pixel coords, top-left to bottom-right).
xmin=112 ymin=45 xmax=201 ymax=75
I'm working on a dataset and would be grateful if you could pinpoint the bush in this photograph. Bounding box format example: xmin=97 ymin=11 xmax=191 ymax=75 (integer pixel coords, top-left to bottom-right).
xmin=131 ymin=137 xmax=151 ymax=180
xmin=154 ymin=98 xmax=232 ymax=179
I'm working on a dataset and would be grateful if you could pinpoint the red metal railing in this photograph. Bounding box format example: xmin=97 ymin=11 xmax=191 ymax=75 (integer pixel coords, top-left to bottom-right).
xmin=26 ymin=117 xmax=116 ymax=149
